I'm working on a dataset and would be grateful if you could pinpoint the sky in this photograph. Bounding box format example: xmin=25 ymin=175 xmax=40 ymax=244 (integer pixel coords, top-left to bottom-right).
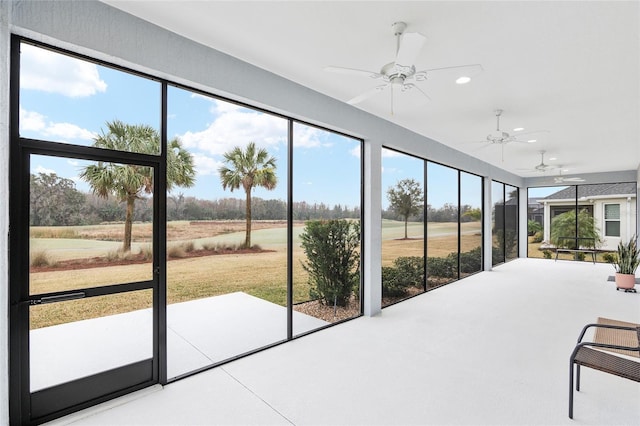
xmin=19 ymin=41 xmax=482 ymax=211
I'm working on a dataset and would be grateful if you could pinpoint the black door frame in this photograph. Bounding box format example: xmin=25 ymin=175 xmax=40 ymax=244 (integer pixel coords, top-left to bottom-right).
xmin=8 ymin=35 xmax=167 ymax=425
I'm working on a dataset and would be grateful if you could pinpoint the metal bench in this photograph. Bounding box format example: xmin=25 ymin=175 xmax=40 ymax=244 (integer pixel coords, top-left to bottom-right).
xmin=554 ymin=236 xmax=597 ymax=263
xmin=569 ymin=318 xmax=640 ymax=419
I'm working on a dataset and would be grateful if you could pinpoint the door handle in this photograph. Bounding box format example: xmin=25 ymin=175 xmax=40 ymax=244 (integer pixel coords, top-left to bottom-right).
xmin=31 ymin=292 xmax=86 ymax=305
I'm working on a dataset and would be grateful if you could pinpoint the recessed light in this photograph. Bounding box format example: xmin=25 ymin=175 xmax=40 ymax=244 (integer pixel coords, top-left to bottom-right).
xmin=513 ymin=127 xmax=524 ymax=132
xmin=549 ymin=157 xmax=557 ymax=161
xmin=527 ymin=139 xmax=537 ymax=143
xmin=455 ymin=76 xmax=471 ymax=84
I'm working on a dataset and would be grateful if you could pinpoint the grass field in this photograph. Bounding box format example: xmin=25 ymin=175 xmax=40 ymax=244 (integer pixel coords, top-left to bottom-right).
xmin=29 ymin=220 xmax=482 ymax=329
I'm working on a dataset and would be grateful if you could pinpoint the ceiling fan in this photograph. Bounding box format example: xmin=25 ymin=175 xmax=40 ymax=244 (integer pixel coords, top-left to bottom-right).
xmin=553 ymin=167 xmax=585 ymax=183
xmin=517 ymin=150 xmax=554 ymax=173
xmin=325 ymin=22 xmax=482 ymax=113
xmin=481 ymin=109 xmax=546 ymax=161
xmin=533 ymin=150 xmax=553 ymax=172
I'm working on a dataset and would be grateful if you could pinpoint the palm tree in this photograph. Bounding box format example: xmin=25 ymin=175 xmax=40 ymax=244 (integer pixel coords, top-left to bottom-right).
xmin=219 ymin=142 xmax=277 ymax=248
xmin=80 ymin=120 xmax=195 ymax=252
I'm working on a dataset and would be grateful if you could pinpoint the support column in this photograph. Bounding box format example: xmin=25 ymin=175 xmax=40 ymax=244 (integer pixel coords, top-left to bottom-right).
xmin=483 ymin=176 xmax=493 ymax=271
xmin=363 ymin=140 xmax=382 ymax=316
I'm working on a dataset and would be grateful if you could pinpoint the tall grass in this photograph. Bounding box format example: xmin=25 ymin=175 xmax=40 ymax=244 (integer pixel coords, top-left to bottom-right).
xmin=30 ymin=228 xmax=78 ymax=239
xmin=30 ymin=250 xmax=56 ymax=268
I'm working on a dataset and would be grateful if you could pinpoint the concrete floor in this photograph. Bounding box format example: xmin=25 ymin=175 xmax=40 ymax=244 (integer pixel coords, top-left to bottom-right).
xmin=48 ymin=258 xmax=640 ymax=425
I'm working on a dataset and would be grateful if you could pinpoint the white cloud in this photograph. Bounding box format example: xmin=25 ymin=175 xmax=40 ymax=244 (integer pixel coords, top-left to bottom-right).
xmin=67 ymin=159 xmax=79 ymax=166
xmin=19 ymin=107 xmax=46 ymax=132
xmin=350 ymin=145 xmax=361 ymax=158
xmin=45 ymin=122 xmax=96 ymax=141
xmin=192 ymin=153 xmax=223 ymax=176
xmin=20 ymin=107 xmax=96 ymax=141
xmin=34 ymin=165 xmax=56 ymax=175
xmin=180 ymin=105 xmax=287 ymax=156
xmin=293 ymin=125 xmax=327 ymax=148
xmin=20 ymin=43 xmax=107 ymax=98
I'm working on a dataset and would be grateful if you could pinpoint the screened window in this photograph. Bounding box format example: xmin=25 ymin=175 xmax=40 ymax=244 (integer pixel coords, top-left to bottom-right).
xmin=604 ymin=204 xmax=621 ymax=237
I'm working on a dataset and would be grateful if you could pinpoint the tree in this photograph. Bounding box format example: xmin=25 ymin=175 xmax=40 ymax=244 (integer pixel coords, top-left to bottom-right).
xmin=461 ymin=207 xmax=481 ymax=222
xmin=550 ymin=209 xmax=602 ymax=249
xmin=218 ymin=142 xmax=277 ymax=248
xmin=300 ymin=219 xmax=360 ymax=310
xmin=80 ymin=120 xmax=195 ymax=251
xmin=30 ymin=172 xmax=85 ymax=226
xmin=386 ymin=178 xmax=424 ymax=239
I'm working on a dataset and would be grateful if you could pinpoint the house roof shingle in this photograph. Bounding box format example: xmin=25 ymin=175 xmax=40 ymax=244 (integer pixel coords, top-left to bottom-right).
xmin=543 ymin=183 xmax=637 ymax=200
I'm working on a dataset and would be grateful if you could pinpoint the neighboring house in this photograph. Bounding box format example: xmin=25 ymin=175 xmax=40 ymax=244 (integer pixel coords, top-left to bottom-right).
xmin=539 ymin=183 xmax=637 ymax=251
xmin=527 ymin=198 xmax=544 ymax=226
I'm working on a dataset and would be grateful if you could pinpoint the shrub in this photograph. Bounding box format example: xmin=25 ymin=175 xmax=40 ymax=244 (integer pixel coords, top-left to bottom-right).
xmin=167 ymin=244 xmax=186 ymax=259
xmin=574 ymin=252 xmax=586 ymax=261
xmin=542 ymin=249 xmax=552 ymax=259
xmin=532 ymin=231 xmax=544 ymax=243
xmin=30 ymin=250 xmax=53 ymax=267
xmin=528 ymin=220 xmax=542 ymax=236
xmin=105 ymin=250 xmax=122 ymax=262
xmin=460 ymin=247 xmax=482 ymax=273
xmin=602 ymin=252 xmax=617 ymax=263
xmin=300 ymin=219 xmax=360 ymax=307
xmin=427 ymin=255 xmax=457 ymax=278
xmin=182 ymin=241 xmax=195 ymax=253
xmin=139 ymin=244 xmax=153 ymax=260
xmin=381 ymin=266 xmax=408 ymax=297
xmin=382 ymin=256 xmax=424 ymax=297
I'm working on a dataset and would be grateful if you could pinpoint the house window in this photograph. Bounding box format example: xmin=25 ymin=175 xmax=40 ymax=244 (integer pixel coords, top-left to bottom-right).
xmin=604 ymin=204 xmax=621 ymax=237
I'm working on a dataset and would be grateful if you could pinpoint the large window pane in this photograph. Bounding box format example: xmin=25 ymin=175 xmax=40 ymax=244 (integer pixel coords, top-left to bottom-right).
xmin=20 ymin=42 xmax=161 ymax=153
xmin=29 ymin=155 xmax=154 ymax=295
xmin=166 ymin=88 xmax=288 ymax=378
xmin=460 ymin=172 xmax=483 ymax=276
xmin=527 ymin=185 xmax=569 ymax=259
xmin=505 ymin=185 xmax=518 ymax=261
xmin=491 ymin=181 xmax=504 ymax=265
xmin=381 ymin=148 xmax=425 ymax=306
xmin=30 ymin=289 xmax=152 ymax=392
xmin=292 ymin=123 xmax=362 ymax=334
xmin=427 ymin=162 xmax=459 ymax=287
xmin=528 ymin=183 xmax=637 ymax=262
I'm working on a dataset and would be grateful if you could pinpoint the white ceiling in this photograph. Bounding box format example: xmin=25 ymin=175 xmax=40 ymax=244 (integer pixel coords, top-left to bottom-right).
xmin=104 ymin=1 xmax=640 ymax=179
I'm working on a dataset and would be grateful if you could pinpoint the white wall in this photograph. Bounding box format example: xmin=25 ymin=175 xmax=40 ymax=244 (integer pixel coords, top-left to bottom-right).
xmin=0 ymin=1 xmax=11 ymax=423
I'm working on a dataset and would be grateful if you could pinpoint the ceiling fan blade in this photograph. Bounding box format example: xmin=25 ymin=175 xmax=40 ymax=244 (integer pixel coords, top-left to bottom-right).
xmin=402 ymin=83 xmax=431 ymax=101
xmin=415 ymin=63 xmax=483 ymax=81
xmin=395 ymin=32 xmax=426 ymax=67
xmin=324 ymin=66 xmax=381 ymax=79
xmin=347 ymin=84 xmax=388 ymax=104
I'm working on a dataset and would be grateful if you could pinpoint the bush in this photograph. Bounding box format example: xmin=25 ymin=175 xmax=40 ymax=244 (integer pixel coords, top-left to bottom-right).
xmin=300 ymin=219 xmax=360 ymax=307
xmin=602 ymin=252 xmax=617 ymax=263
xmin=382 ymin=256 xmax=424 ymax=297
xmin=528 ymin=220 xmax=542 ymax=236
xmin=30 ymin=250 xmax=54 ymax=267
xmin=167 ymin=244 xmax=186 ymax=259
xmin=532 ymin=231 xmax=544 ymax=243
xmin=460 ymin=247 xmax=482 ymax=273
xmin=574 ymin=252 xmax=586 ymax=261
xmin=542 ymin=249 xmax=552 ymax=259
xmin=382 ymin=266 xmax=408 ymax=297
xmin=427 ymin=255 xmax=457 ymax=278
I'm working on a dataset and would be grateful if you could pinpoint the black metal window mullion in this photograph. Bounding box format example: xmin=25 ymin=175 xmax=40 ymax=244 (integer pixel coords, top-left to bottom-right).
xmin=287 ymin=120 xmax=294 ymax=341
xmin=423 ymin=161 xmax=428 ymax=292
xmin=457 ymin=170 xmax=461 ymax=280
xmin=157 ymin=82 xmax=168 ymax=384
